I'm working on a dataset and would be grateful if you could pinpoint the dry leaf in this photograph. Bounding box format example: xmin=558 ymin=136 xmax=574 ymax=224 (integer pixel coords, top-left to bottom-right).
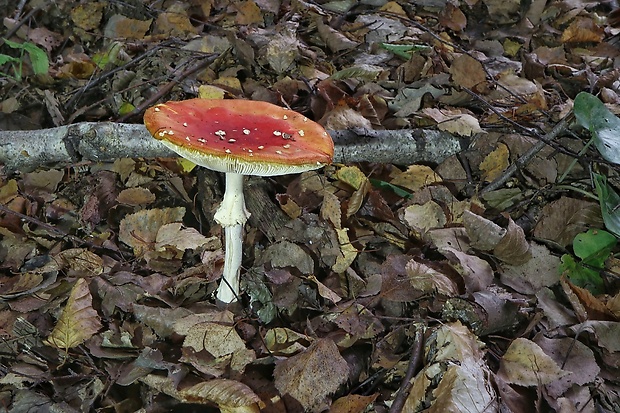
xmin=118 ymin=207 xmax=186 ymax=256
xmin=264 ymin=328 xmax=312 ymax=355
xmin=533 ymin=197 xmax=602 ymax=247
xmin=330 ymin=394 xmax=378 ymax=413
xmin=441 ymin=247 xmax=494 ymax=293
xmin=439 ymin=3 xmax=467 ymax=32
xmin=274 ymin=338 xmax=349 ymax=411
xmin=479 ymin=143 xmax=510 ymax=181
xmin=234 ymin=0 xmax=263 ymax=26
xmin=45 ymin=278 xmax=102 ymax=351
xmin=561 ymin=17 xmax=604 ymax=43
xmin=183 ymin=322 xmax=246 ymax=358
xmin=428 ymin=358 xmax=497 ymax=412
xmin=155 ymin=222 xmax=218 ymax=253
xmin=332 ymin=228 xmax=358 ymax=273
xmin=450 ymin=54 xmax=487 ymax=90
xmin=493 ymin=215 xmax=531 ymax=265
xmin=498 ymin=338 xmax=570 ymax=386
xmin=265 ymin=31 xmax=299 ymax=74
xmin=117 ymin=187 xmax=156 ymax=206
xmin=462 ymin=210 xmax=505 ymax=251
xmin=141 ymin=374 xmax=261 ymax=412
xmin=402 ymin=201 xmax=447 ymax=234
xmin=405 ymin=259 xmax=458 ymax=296
xmin=391 ymin=165 xmax=442 ymax=192
xmin=321 ymin=190 xmax=342 ymax=229
xmin=316 ymin=18 xmax=359 ymax=52
xmin=308 ymin=275 xmax=342 ymax=303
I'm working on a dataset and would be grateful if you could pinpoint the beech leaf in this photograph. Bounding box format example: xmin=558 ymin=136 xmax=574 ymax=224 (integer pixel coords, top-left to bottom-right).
xmin=274 ymin=338 xmax=349 ymax=411
xmin=498 ymin=338 xmax=570 ymax=386
xmin=45 ymin=278 xmax=102 ymax=351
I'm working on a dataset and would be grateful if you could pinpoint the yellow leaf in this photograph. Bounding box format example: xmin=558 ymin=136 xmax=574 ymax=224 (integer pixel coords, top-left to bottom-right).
xmin=499 ymin=338 xmax=570 ymax=386
xmin=391 ymin=165 xmax=442 ymax=192
xmin=234 ymin=0 xmax=263 ymax=26
xmin=336 ymin=165 xmax=367 ymax=190
xmin=198 ymin=85 xmax=227 ymax=100
xmin=479 ymin=143 xmax=510 ymax=182
xmin=320 ymin=190 xmax=342 ymax=229
xmin=332 ymin=228 xmax=358 ymax=273
xmin=45 ymin=278 xmax=102 ymax=351
xmin=178 ymin=158 xmax=197 ymax=173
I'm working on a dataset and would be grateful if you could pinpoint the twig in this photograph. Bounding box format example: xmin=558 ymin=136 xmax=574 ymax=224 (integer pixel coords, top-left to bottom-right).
xmin=480 ymin=113 xmax=574 ymax=195
xmin=0 ymin=203 xmax=129 ymax=260
xmin=388 ymin=327 xmax=424 ymax=413
xmin=0 ymin=124 xmax=462 ymax=173
xmin=1 ymin=6 xmax=42 ymax=48
xmin=116 ymin=56 xmax=217 ymax=122
xmin=64 ymin=41 xmax=181 ymax=111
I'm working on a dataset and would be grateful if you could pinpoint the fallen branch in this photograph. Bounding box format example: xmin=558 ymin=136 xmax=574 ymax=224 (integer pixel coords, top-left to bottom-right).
xmin=0 ymin=123 xmax=464 ymax=173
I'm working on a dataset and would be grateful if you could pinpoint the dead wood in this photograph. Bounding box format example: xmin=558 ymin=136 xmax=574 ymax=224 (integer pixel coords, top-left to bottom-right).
xmin=0 ymin=122 xmax=465 ymax=173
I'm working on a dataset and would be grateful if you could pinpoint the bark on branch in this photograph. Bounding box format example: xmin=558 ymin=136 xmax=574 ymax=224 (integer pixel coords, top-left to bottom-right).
xmin=0 ymin=122 xmax=464 ymax=173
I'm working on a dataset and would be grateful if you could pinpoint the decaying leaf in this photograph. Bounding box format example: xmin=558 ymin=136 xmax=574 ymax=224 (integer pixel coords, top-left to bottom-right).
xmin=141 ymin=374 xmax=261 ymax=412
xmin=45 ymin=278 xmax=102 ymax=351
xmin=118 ymin=207 xmax=186 ymax=256
xmin=183 ymin=322 xmax=246 ymax=358
xmin=498 ymin=338 xmax=570 ymax=386
xmin=274 ymin=338 xmax=349 ymax=411
xmin=426 ymin=358 xmax=497 ymax=413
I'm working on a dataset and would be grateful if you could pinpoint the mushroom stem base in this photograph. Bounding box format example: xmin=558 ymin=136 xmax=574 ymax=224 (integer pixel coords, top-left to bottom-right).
xmin=214 ymin=172 xmax=249 ymax=304
xmin=216 ymin=223 xmax=243 ymax=303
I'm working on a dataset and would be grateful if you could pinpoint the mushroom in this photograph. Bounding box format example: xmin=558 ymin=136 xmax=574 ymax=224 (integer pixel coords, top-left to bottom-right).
xmin=144 ymin=99 xmax=334 ymax=303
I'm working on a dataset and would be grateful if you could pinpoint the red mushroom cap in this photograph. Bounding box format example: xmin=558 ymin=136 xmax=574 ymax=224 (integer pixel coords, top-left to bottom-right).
xmin=144 ymin=99 xmax=334 ymax=176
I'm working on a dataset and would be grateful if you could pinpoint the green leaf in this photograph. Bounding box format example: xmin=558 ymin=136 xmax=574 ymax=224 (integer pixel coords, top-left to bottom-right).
xmin=574 ymin=92 xmax=620 ymax=164
xmin=379 ymin=43 xmax=430 ymax=59
xmin=593 ymin=173 xmax=620 ymax=237
xmin=369 ymin=178 xmax=412 ymax=199
xmin=0 ymin=54 xmax=20 ymax=65
xmin=560 ymin=254 xmax=605 ymax=294
xmin=572 ymin=228 xmax=616 ymax=268
xmin=2 ymin=38 xmax=49 ymax=75
xmin=21 ymin=42 xmax=49 ymax=75
xmin=329 ymin=65 xmax=382 ymax=81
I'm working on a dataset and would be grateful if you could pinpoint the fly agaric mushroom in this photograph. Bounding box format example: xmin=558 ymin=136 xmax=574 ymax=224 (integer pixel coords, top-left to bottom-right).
xmin=144 ymin=99 xmax=334 ymax=303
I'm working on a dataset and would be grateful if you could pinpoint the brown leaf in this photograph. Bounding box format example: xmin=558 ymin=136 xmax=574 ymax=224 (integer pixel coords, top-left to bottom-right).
xmin=234 ymin=0 xmax=264 ymax=26
xmin=498 ymin=338 xmax=570 ymax=386
xmin=439 ymin=3 xmax=467 ymax=32
xmin=391 ymin=165 xmax=442 ymax=192
xmin=561 ymin=17 xmax=604 ymax=43
xmin=441 ymin=247 xmax=494 ymax=293
xmin=330 ymin=394 xmax=378 ymax=413
xmin=462 ymin=210 xmax=505 ymax=251
xmin=533 ymin=197 xmax=602 ymax=247
xmin=116 ymin=187 xmax=156 ymax=206
xmin=316 ymin=18 xmax=359 ymax=52
xmin=449 ymin=54 xmax=487 ymax=90
xmin=45 ymin=278 xmax=102 ymax=351
xmin=346 ymin=179 xmax=371 ymax=218
xmin=183 ymin=322 xmax=246 ymax=358
xmin=500 ymin=243 xmax=560 ymax=294
xmin=118 ymin=207 xmax=186 ymax=256
xmin=141 ymin=374 xmax=261 ymax=412
xmin=479 ymin=143 xmax=510 ymax=181
xmin=274 ymin=338 xmax=349 ymax=411
xmin=321 ymin=190 xmax=342 ymax=229
xmin=493 ymin=215 xmax=531 ymax=265
xmin=181 ymin=379 xmax=262 ymax=412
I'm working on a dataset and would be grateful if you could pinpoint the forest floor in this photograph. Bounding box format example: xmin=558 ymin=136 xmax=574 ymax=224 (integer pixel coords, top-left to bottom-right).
xmin=1 ymin=0 xmax=620 ymax=412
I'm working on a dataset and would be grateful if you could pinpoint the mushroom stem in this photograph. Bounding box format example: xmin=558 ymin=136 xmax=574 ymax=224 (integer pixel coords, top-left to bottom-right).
xmin=214 ymin=172 xmax=250 ymax=303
